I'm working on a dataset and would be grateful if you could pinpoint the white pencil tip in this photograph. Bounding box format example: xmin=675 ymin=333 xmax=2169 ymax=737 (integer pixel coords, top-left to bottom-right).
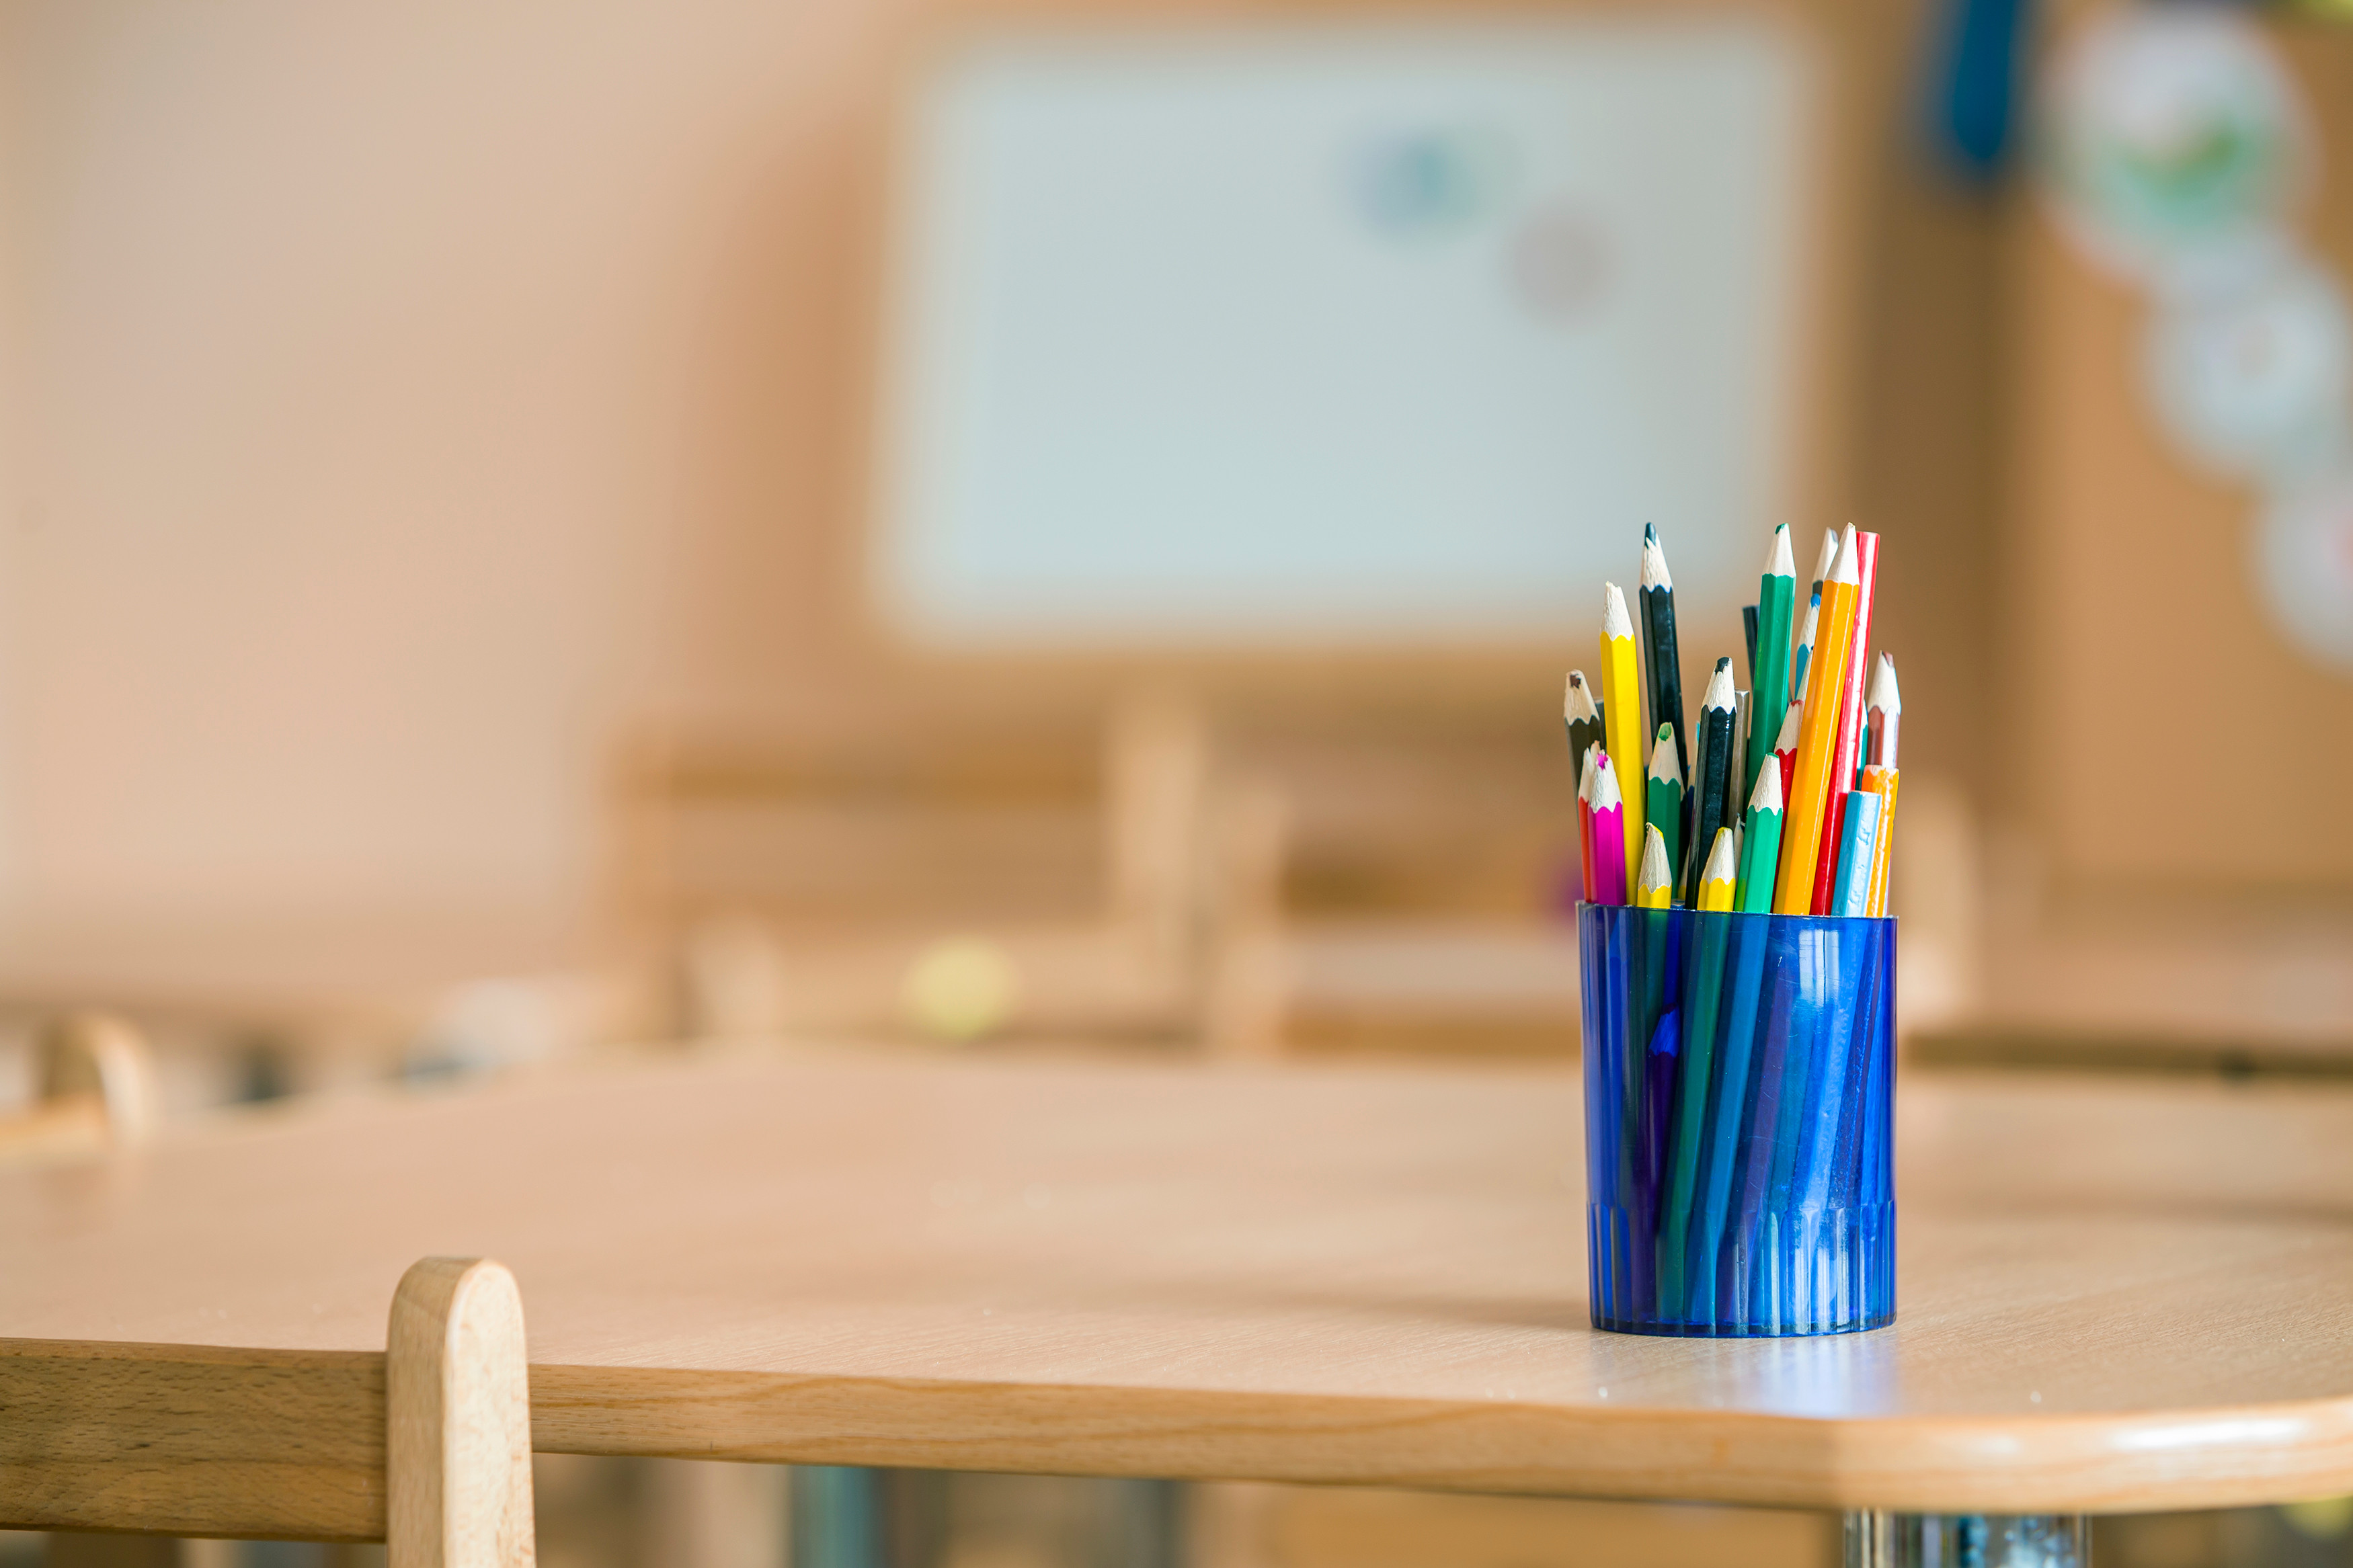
xmin=1638 ymin=823 xmax=1673 ymax=898
xmin=1748 ymin=755 xmax=1784 ymax=812
xmin=1701 ymin=659 xmax=1737 ymax=712
xmin=1868 ymin=653 xmax=1902 ymax=714
xmin=1564 ymin=671 xmax=1599 ymax=722
xmin=1601 ymin=583 xmax=1634 ymax=640
xmin=1767 ymin=524 xmax=1794 ymax=579
xmin=1640 ymin=531 xmax=1673 ymax=590
xmin=1773 ymin=702 xmax=1804 ymax=750
xmin=1589 ymin=754 xmax=1623 ymax=810
xmin=1810 ymin=528 xmax=1839 ymax=583
xmin=1827 ymin=528 xmax=1860 ymax=585
xmin=1702 ymin=825 xmax=1738 ymax=885
xmin=1578 ymin=748 xmax=1597 ymax=798
xmin=1648 ymin=726 xmax=1682 ymax=786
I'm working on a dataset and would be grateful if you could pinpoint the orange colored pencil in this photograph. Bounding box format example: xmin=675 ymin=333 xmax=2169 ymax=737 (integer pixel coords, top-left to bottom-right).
xmin=1810 ymin=530 xmax=1878 ymax=913
xmin=1773 ymin=530 xmax=1860 ymax=913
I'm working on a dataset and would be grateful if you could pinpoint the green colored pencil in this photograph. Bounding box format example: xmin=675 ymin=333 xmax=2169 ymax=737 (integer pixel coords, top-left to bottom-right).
xmin=1746 ymin=524 xmax=1796 ymax=801
xmin=1735 ymin=758 xmax=1784 ymax=913
xmin=1644 ymin=723 xmax=1683 ymax=896
xmin=1657 ymin=827 xmax=1738 ymax=1317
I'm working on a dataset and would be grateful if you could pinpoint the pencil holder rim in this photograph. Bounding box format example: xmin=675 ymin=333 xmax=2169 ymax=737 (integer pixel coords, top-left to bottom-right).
xmin=1572 ymin=901 xmax=1897 ymax=930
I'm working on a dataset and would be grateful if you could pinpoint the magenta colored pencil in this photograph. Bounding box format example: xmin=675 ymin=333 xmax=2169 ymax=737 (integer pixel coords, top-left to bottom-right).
xmin=1589 ymin=749 xmax=1629 ymax=905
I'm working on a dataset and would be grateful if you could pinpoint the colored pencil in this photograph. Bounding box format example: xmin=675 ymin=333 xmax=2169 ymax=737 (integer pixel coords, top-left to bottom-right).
xmin=1861 ymin=762 xmax=1901 ymax=918
xmin=1685 ymin=660 xmax=1737 ymax=905
xmin=1635 ymin=822 xmax=1675 ymax=909
xmin=1808 ymin=525 xmax=1837 ymax=602
xmin=1599 ymin=585 xmax=1646 ymax=880
xmin=1589 ymin=750 xmax=1629 ymax=905
xmin=1645 ymin=723 xmax=1684 ymax=895
xmin=1696 ymin=826 xmax=1738 ymax=911
xmin=1810 ymin=530 xmax=1879 ymax=915
xmin=1564 ymin=670 xmax=1605 ymax=794
xmin=1658 ymin=833 xmax=1734 ymax=1312
xmin=1747 ymin=524 xmax=1796 ymax=801
xmin=1771 ymin=700 xmax=1802 ymax=812
xmin=1866 ymin=653 xmax=1901 ymax=768
xmin=1773 ymin=530 xmax=1860 ymax=913
xmin=1638 ymin=526 xmax=1687 ymax=789
xmin=1690 ymin=899 xmax=1767 ymax=1319
xmin=1576 ymin=749 xmax=1599 ymax=905
xmin=1735 ymin=756 xmax=1784 ymax=913
xmin=1831 ymin=786 xmax=1884 ymax=918
xmin=1790 ymin=590 xmax=1821 ymax=698
xmin=1742 ymin=604 xmax=1759 ymax=682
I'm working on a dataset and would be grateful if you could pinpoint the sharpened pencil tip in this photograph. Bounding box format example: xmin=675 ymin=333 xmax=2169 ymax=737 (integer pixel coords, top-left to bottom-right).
xmin=1828 ymin=528 xmax=1860 ymax=586
xmin=1648 ymin=724 xmax=1682 ymax=786
xmin=1773 ymin=701 xmax=1804 ymax=751
xmin=1577 ymin=748 xmax=1597 ymax=798
xmin=1702 ymin=825 xmax=1738 ymax=885
xmin=1747 ymin=753 xmax=1784 ymax=812
xmin=1601 ymin=583 xmax=1634 ymax=641
xmin=1810 ymin=527 xmax=1839 ymax=583
xmin=1639 ymin=530 xmax=1672 ymax=591
xmin=1700 ymin=659 xmax=1736 ymax=712
xmin=1868 ymin=653 xmax=1901 ymax=715
xmin=1767 ymin=524 xmax=1794 ymax=579
xmin=1564 ymin=670 xmax=1599 ymax=722
xmin=1589 ymin=753 xmax=1623 ymax=811
xmin=1638 ymin=823 xmax=1673 ymax=902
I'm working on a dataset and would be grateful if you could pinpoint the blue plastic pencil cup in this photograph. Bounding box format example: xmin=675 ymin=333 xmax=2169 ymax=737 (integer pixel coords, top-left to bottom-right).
xmin=1579 ymin=903 xmax=1895 ymax=1337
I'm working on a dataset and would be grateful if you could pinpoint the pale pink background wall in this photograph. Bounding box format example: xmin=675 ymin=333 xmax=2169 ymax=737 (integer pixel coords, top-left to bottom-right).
xmin=0 ymin=0 xmax=909 ymax=934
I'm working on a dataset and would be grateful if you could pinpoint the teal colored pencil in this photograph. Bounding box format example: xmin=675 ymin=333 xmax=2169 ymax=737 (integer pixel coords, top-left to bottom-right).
xmin=1746 ymin=525 xmax=1796 ymax=801
xmin=1657 ymin=829 xmax=1738 ymax=1318
xmin=1790 ymin=590 xmax=1821 ymax=700
xmin=1735 ymin=761 xmax=1784 ymax=914
xmin=1688 ymin=908 xmax=1767 ymax=1323
xmin=1644 ymin=723 xmax=1683 ymax=896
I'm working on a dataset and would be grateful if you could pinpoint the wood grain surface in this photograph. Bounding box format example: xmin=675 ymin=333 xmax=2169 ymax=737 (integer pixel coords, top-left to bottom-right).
xmin=5 ymin=1049 xmax=2353 ymax=1514
xmin=0 ymin=1339 xmax=385 ymax=1538
xmin=389 ymin=1259 xmax=536 ymax=1568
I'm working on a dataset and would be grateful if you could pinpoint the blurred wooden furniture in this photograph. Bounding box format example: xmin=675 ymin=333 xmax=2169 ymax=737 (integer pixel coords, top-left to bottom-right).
xmin=6 ymin=1051 xmax=2352 ymax=1516
xmin=0 ymin=1013 xmax=157 ymax=1165
xmin=617 ymin=694 xmax=1251 ymax=1046
xmin=4 ymin=1256 xmax=534 ymax=1565
xmin=0 ymin=917 xmax=649 ymax=1113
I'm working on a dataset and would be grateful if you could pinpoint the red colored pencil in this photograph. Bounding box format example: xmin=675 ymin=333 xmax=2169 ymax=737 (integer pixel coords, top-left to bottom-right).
xmin=1589 ymin=749 xmax=1629 ymax=906
xmin=1771 ymin=699 xmax=1802 ymax=813
xmin=1810 ymin=528 xmax=1878 ymax=914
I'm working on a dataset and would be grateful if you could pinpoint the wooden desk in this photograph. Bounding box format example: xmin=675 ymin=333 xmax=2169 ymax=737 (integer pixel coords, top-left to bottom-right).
xmin=5 ymin=1052 xmax=2352 ymax=1518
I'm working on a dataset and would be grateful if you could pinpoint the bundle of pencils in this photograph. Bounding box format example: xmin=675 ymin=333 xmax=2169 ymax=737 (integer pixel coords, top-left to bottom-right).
xmin=1566 ymin=523 xmax=1901 ymax=919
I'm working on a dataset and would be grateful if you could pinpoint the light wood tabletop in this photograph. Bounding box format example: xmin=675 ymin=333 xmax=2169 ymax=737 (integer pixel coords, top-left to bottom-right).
xmin=5 ymin=1049 xmax=2352 ymax=1515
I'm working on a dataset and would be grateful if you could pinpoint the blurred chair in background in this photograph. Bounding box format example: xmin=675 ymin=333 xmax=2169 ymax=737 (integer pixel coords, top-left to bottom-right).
xmin=0 ymin=1014 xmax=157 ymax=1166
xmin=629 ymin=692 xmax=1255 ymax=1051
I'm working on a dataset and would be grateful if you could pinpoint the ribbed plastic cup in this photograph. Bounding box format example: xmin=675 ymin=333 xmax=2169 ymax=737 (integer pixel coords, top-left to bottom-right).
xmin=1579 ymin=903 xmax=1895 ymax=1337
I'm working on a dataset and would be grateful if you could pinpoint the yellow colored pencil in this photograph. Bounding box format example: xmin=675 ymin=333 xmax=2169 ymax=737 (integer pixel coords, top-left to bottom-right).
xmin=1599 ymin=583 xmax=1645 ymax=879
xmin=1862 ymin=764 xmax=1901 ymax=918
xmin=1635 ymin=821 xmax=1675 ymax=909
xmin=1773 ymin=529 xmax=1860 ymax=913
xmin=1696 ymin=827 xmax=1738 ymax=912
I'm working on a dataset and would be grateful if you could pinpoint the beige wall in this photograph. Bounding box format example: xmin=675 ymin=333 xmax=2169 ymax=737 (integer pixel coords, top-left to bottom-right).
xmin=1 ymin=0 xmax=887 ymax=930
xmin=1 ymin=0 xmax=1978 ymax=940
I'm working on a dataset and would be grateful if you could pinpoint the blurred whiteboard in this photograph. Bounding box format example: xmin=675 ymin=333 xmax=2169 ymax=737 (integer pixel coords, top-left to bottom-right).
xmin=877 ymin=21 xmax=1816 ymax=645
